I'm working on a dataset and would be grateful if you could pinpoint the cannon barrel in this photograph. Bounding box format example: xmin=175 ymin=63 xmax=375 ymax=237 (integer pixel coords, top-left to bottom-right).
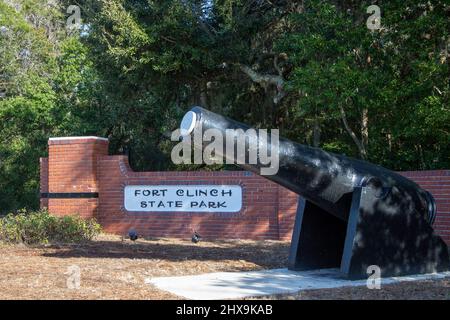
xmin=179 ymin=106 xmax=436 ymax=224
xmin=179 ymin=106 xmax=449 ymax=278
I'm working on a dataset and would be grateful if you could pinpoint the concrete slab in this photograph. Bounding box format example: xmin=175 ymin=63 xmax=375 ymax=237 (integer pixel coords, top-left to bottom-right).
xmin=145 ymin=268 xmax=450 ymax=300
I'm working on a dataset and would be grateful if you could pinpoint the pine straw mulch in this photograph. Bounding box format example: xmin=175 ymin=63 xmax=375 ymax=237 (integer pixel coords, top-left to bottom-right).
xmin=0 ymin=234 xmax=448 ymax=300
xmin=0 ymin=234 xmax=289 ymax=300
xmin=255 ymin=278 xmax=450 ymax=300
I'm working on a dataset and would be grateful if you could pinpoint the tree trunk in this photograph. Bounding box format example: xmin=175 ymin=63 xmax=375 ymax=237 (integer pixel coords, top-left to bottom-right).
xmin=200 ymin=81 xmax=208 ymax=108
xmin=361 ymin=107 xmax=369 ymax=156
xmin=313 ymin=118 xmax=321 ymax=147
xmin=339 ymin=105 xmax=367 ymax=159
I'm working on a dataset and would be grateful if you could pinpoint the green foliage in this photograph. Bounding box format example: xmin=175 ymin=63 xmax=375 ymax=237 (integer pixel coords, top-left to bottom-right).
xmin=0 ymin=1 xmax=100 ymax=212
xmin=0 ymin=0 xmax=449 ymax=213
xmin=0 ymin=209 xmax=101 ymax=244
xmin=275 ymin=0 xmax=450 ymax=168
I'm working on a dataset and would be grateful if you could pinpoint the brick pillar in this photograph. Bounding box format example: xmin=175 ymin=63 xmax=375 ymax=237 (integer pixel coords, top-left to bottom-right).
xmin=46 ymin=137 xmax=109 ymax=218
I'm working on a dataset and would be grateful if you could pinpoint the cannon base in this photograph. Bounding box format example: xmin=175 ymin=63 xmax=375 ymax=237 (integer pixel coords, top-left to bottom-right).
xmin=288 ymin=186 xmax=449 ymax=279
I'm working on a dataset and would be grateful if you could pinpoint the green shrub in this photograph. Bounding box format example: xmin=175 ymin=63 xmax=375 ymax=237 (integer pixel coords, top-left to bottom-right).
xmin=0 ymin=209 xmax=101 ymax=245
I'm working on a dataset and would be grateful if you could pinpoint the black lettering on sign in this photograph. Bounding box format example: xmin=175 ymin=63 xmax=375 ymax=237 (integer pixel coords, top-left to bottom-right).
xmin=125 ymin=185 xmax=241 ymax=212
xmin=222 ymin=189 xmax=232 ymax=197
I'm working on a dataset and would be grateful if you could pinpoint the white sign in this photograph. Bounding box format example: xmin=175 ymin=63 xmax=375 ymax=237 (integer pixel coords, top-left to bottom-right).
xmin=124 ymin=185 xmax=242 ymax=212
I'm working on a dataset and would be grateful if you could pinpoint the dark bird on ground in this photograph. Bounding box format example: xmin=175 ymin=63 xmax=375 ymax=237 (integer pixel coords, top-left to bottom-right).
xmin=128 ymin=229 xmax=138 ymax=241
xmin=191 ymin=231 xmax=201 ymax=243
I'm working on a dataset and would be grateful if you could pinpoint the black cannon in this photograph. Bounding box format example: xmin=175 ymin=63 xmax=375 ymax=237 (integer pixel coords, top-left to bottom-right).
xmin=179 ymin=106 xmax=449 ymax=279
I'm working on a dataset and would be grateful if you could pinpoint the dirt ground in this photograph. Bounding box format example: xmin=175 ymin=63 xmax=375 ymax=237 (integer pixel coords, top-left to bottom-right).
xmin=0 ymin=234 xmax=448 ymax=300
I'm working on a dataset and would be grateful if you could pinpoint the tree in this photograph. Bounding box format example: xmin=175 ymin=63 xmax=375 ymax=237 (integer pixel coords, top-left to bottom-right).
xmin=275 ymin=0 xmax=449 ymax=168
xmin=0 ymin=0 xmax=449 ymax=213
xmin=0 ymin=1 xmax=99 ymax=212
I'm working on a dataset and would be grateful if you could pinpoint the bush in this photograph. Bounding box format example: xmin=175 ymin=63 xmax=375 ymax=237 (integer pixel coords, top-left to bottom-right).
xmin=0 ymin=209 xmax=101 ymax=245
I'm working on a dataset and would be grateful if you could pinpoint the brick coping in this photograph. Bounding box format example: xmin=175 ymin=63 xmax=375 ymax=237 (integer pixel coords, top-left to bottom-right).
xmin=49 ymin=136 xmax=109 ymax=141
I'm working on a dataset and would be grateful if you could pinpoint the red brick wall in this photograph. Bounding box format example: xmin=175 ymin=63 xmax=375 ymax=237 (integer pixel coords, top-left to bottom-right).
xmin=400 ymin=171 xmax=450 ymax=244
xmin=277 ymin=188 xmax=298 ymax=241
xmin=97 ymin=155 xmax=280 ymax=240
xmin=40 ymin=137 xmax=450 ymax=244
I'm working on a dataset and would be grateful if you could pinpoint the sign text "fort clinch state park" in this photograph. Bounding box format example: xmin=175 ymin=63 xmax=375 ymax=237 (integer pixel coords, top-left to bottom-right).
xmin=124 ymin=185 xmax=242 ymax=212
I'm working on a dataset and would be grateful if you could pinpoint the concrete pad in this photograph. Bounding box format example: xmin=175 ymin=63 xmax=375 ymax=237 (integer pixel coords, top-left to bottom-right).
xmin=145 ymin=268 xmax=450 ymax=300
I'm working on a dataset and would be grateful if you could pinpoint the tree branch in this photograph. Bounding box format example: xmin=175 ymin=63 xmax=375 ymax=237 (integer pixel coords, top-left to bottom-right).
xmin=339 ymin=105 xmax=367 ymax=159
xmin=237 ymin=63 xmax=286 ymax=104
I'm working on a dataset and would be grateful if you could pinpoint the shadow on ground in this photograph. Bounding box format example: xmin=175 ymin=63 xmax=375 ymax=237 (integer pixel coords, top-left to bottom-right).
xmin=40 ymin=238 xmax=290 ymax=269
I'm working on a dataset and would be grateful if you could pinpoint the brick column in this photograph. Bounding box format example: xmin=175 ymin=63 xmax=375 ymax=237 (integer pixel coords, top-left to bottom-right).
xmin=45 ymin=137 xmax=109 ymax=218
